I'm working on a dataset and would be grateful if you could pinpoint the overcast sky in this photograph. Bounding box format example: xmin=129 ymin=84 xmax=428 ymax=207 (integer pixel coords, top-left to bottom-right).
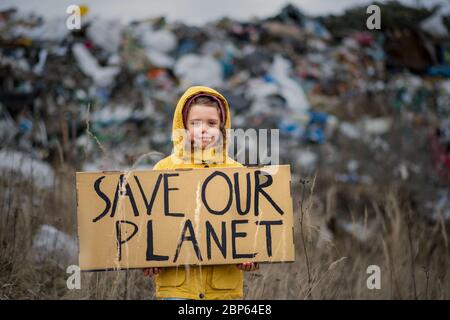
xmin=0 ymin=0 xmax=446 ymax=25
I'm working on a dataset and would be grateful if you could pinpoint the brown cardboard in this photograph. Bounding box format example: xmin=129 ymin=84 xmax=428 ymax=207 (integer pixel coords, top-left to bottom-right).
xmin=76 ymin=165 xmax=295 ymax=271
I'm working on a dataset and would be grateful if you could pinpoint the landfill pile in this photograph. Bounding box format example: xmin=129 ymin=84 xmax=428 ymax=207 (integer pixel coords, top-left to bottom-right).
xmin=1 ymin=2 xmax=450 ymax=224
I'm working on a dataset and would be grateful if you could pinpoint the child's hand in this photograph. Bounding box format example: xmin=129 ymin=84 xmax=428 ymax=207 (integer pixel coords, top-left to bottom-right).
xmin=236 ymin=262 xmax=259 ymax=271
xmin=143 ymin=267 xmax=160 ymax=277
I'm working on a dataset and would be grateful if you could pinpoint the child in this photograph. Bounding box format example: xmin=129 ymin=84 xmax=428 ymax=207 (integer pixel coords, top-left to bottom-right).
xmin=143 ymin=86 xmax=258 ymax=300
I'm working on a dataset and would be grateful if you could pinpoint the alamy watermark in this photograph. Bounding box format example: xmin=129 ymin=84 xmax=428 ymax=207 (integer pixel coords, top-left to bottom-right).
xmin=171 ymin=128 xmax=280 ymax=168
xmin=66 ymin=5 xmax=82 ymax=30
xmin=366 ymin=265 xmax=381 ymax=290
xmin=366 ymin=4 xmax=381 ymax=30
xmin=66 ymin=265 xmax=81 ymax=290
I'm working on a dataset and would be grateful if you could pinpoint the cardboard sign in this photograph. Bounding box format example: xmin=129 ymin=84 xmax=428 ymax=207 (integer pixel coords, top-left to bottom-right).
xmin=76 ymin=165 xmax=295 ymax=271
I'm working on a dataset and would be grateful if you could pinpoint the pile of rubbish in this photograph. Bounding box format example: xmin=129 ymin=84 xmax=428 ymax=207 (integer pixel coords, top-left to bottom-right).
xmin=1 ymin=2 xmax=450 ymax=220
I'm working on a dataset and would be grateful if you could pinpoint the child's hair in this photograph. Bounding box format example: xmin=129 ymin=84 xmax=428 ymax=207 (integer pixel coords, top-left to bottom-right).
xmin=192 ymin=96 xmax=219 ymax=109
xmin=182 ymin=94 xmax=226 ymax=134
xmin=182 ymin=94 xmax=227 ymax=160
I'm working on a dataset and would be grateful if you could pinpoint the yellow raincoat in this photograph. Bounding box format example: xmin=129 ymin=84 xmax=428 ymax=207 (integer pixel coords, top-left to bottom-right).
xmin=152 ymin=86 xmax=244 ymax=300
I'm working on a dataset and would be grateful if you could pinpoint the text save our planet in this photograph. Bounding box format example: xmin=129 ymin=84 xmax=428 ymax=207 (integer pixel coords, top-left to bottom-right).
xmin=75 ymin=165 xmax=295 ymax=270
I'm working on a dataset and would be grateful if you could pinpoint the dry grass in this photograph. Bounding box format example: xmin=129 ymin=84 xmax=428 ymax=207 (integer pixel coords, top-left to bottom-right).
xmin=246 ymin=177 xmax=450 ymax=299
xmin=0 ymin=163 xmax=449 ymax=300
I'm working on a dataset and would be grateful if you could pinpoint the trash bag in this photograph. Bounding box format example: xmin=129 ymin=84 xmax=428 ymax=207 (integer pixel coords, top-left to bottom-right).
xmin=174 ymin=53 xmax=223 ymax=89
xmin=87 ymin=19 xmax=124 ymax=53
xmin=31 ymin=224 xmax=77 ymax=268
xmin=72 ymin=43 xmax=120 ymax=87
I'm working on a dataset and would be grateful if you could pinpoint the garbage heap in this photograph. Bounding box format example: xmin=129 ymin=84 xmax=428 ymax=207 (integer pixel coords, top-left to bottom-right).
xmin=1 ymin=2 xmax=450 ymax=223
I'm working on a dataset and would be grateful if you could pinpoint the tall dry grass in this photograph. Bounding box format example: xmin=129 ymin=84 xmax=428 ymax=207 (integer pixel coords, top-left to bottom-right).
xmin=0 ymin=163 xmax=449 ymax=299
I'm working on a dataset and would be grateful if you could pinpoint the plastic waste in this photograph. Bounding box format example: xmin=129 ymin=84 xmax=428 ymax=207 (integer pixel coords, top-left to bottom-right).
xmin=72 ymin=43 xmax=120 ymax=87
xmin=174 ymin=54 xmax=223 ymax=89
xmin=0 ymin=150 xmax=55 ymax=188
xmin=31 ymin=225 xmax=77 ymax=267
xmin=269 ymin=54 xmax=310 ymax=115
xmin=421 ymin=7 xmax=450 ymax=39
xmin=87 ymin=19 xmax=124 ymax=53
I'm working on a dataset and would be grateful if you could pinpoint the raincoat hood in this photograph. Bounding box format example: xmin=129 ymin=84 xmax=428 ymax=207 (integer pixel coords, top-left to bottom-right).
xmin=171 ymin=86 xmax=231 ymax=164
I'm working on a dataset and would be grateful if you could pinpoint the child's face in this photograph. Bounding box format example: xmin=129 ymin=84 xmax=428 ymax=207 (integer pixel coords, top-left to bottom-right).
xmin=186 ymin=104 xmax=221 ymax=149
